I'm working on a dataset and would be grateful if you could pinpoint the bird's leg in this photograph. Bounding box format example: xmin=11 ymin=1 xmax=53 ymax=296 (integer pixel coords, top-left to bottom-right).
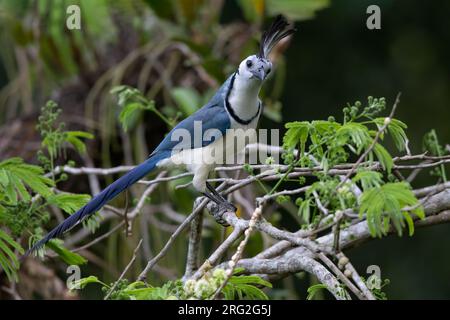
xmin=201 ymin=191 xmax=222 ymax=205
xmin=206 ymin=182 xmax=236 ymax=212
xmin=202 ymin=183 xmax=236 ymax=227
xmin=202 ymin=191 xmax=230 ymax=226
xmin=206 ymin=182 xmax=227 ymax=202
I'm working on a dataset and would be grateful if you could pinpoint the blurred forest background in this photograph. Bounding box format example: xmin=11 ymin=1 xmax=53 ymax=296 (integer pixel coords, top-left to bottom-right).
xmin=0 ymin=0 xmax=449 ymax=299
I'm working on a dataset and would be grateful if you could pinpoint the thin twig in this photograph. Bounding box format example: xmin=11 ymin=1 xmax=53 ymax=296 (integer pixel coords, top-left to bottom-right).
xmin=104 ymin=239 xmax=143 ymax=300
xmin=72 ymin=222 xmax=125 ymax=253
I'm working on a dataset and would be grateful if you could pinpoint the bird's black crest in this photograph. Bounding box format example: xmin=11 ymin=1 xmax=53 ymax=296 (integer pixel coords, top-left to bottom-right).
xmin=258 ymin=15 xmax=296 ymax=59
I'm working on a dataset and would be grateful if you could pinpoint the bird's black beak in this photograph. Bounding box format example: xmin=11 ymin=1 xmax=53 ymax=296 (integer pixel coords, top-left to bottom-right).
xmin=251 ymin=68 xmax=266 ymax=81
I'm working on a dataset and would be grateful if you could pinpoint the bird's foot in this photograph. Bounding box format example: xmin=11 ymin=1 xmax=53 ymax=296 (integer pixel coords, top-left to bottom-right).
xmin=207 ymin=201 xmax=236 ymax=227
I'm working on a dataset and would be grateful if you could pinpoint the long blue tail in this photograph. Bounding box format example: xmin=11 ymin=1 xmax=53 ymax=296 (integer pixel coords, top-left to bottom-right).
xmin=27 ymin=152 xmax=169 ymax=255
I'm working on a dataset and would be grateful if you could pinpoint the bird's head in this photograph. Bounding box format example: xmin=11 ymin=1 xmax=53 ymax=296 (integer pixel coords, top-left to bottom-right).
xmin=238 ymin=55 xmax=272 ymax=81
xmin=238 ymin=15 xmax=296 ymax=82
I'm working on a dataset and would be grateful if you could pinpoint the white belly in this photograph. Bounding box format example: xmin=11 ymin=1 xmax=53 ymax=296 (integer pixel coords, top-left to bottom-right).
xmin=156 ymin=125 xmax=258 ymax=192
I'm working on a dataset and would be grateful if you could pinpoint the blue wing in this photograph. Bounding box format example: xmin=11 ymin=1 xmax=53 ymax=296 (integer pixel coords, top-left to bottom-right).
xmin=151 ymin=75 xmax=233 ymax=155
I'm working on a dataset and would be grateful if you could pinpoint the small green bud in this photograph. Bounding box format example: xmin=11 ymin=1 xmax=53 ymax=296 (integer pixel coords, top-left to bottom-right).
xmin=184 ymin=279 xmax=196 ymax=296
xmin=276 ymin=195 xmax=290 ymax=204
xmin=212 ymin=268 xmax=226 ymax=281
xmin=298 ymin=176 xmax=306 ymax=185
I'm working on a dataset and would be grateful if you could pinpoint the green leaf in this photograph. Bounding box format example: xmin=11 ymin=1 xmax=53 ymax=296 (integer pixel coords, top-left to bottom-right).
xmin=223 ymin=274 xmax=272 ymax=300
xmin=0 ymin=169 xmax=9 ymax=186
xmin=46 ymin=240 xmax=87 ymax=265
xmin=0 ymin=157 xmax=54 ymax=202
xmin=374 ymin=118 xmax=408 ymax=151
xmin=122 ymin=287 xmax=158 ymax=300
xmin=284 ymin=121 xmax=310 ymax=155
xmin=47 ymin=193 xmax=91 ymax=214
xmin=0 ymin=229 xmax=24 ymax=282
xmin=64 ymin=131 xmax=94 ymax=154
xmin=307 ymin=283 xmax=328 ymax=300
xmin=228 ymin=275 xmax=272 ymax=288
xmin=373 ymin=143 xmax=393 ymax=173
xmin=9 ymin=174 xmax=31 ymax=201
xmin=336 ymin=122 xmax=371 ymax=152
xmin=119 ymin=102 xmax=145 ymax=132
xmin=297 ymin=198 xmax=311 ymax=223
xmin=359 ymin=182 xmax=424 ymax=237
xmin=311 ymin=120 xmax=341 ymax=134
xmin=352 ymin=171 xmax=383 ymax=191
xmin=388 ymin=119 xmax=408 ymax=151
xmin=69 ymin=275 xmax=106 ymax=290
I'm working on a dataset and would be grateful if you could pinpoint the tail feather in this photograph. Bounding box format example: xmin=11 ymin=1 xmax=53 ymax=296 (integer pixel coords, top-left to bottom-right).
xmin=26 ymin=152 xmax=169 ymax=255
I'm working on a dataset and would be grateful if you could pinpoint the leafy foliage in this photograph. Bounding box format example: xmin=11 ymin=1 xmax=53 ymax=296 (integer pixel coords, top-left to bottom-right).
xmin=69 ymin=275 xmax=109 ymax=291
xmin=0 ymin=157 xmax=54 ymax=205
xmin=0 ymin=230 xmax=24 ymax=282
xmin=368 ymin=277 xmax=390 ymax=300
xmin=0 ymin=102 xmax=98 ymax=281
xmin=359 ymin=182 xmax=424 ymax=237
xmin=306 ymin=283 xmax=328 ymax=300
xmin=352 ymin=171 xmax=383 ymax=191
xmin=281 ymin=97 xmax=425 ymax=239
xmin=47 ymin=193 xmax=91 ymax=214
xmin=111 ymin=85 xmax=174 ymax=131
xmin=222 ymin=270 xmax=272 ymax=300
xmin=283 ymin=97 xmax=392 ymax=170
xmin=72 ymin=268 xmax=271 ymax=300
xmin=37 ymin=101 xmax=93 ymax=171
xmin=46 ymin=240 xmax=87 ymax=265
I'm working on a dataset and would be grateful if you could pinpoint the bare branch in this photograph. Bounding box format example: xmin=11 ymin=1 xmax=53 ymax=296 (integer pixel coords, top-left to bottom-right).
xmin=184 ymin=210 xmax=204 ymax=278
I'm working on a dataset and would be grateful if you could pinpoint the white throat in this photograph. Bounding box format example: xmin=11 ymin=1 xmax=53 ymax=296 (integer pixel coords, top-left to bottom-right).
xmin=227 ymin=73 xmax=262 ymax=123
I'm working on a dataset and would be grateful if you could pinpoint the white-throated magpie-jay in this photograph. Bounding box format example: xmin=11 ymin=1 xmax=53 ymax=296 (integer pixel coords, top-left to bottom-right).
xmin=29 ymin=15 xmax=295 ymax=253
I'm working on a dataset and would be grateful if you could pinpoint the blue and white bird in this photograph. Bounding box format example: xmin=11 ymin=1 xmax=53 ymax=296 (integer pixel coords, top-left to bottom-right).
xmin=29 ymin=16 xmax=295 ymax=253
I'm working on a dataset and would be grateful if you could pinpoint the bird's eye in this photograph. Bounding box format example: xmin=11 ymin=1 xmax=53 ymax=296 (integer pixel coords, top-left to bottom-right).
xmin=246 ymin=60 xmax=253 ymax=68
